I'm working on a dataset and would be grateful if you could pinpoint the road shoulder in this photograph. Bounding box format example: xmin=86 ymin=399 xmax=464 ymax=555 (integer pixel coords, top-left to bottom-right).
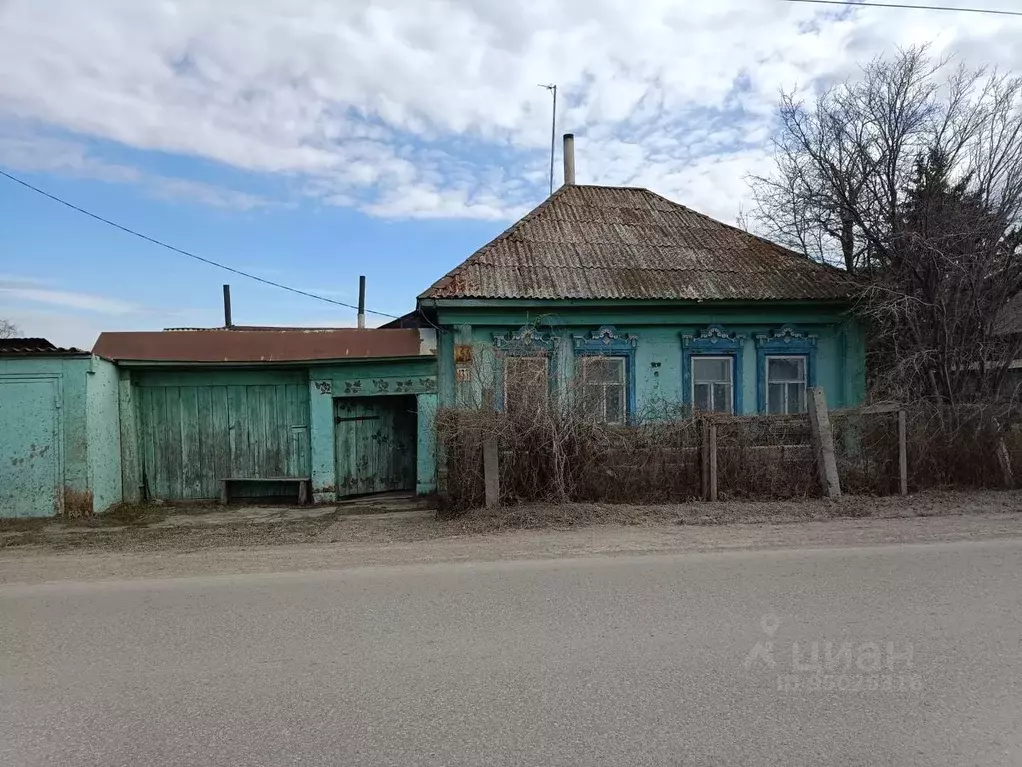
xmin=2 ymin=510 xmax=1020 ymax=586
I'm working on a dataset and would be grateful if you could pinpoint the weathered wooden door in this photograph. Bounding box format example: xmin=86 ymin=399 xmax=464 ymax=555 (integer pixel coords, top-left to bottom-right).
xmin=0 ymin=377 xmax=61 ymax=517
xmin=334 ymin=396 xmax=416 ymax=497
xmin=137 ymin=380 xmax=310 ymax=500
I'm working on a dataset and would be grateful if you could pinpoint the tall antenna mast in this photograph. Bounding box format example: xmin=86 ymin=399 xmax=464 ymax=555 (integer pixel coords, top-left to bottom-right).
xmin=539 ymin=84 xmax=557 ymax=195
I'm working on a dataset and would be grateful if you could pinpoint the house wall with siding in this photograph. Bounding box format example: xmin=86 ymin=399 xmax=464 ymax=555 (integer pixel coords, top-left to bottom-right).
xmin=433 ymin=302 xmax=866 ymax=416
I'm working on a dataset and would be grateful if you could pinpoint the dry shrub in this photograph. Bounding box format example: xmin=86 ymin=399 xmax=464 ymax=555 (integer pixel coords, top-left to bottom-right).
xmin=434 ymin=404 xmax=703 ymax=514
xmin=832 ymin=400 xmax=1022 ymax=494
xmin=903 ymin=401 xmax=1018 ymax=489
xmin=715 ymin=414 xmax=817 ymax=499
xmin=832 ymin=410 xmax=900 ymax=496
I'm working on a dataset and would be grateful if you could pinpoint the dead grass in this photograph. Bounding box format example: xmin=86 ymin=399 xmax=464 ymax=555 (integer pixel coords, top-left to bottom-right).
xmin=442 ymin=489 xmax=1022 ymax=534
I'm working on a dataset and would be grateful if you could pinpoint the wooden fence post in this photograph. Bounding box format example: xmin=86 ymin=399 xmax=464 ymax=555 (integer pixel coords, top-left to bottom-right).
xmin=482 ymin=388 xmax=499 ymax=507
xmin=897 ymin=409 xmax=908 ymax=495
xmin=807 ymin=387 xmax=841 ymax=499
xmin=708 ymin=421 xmax=718 ymax=502
xmin=700 ymin=418 xmax=710 ymax=500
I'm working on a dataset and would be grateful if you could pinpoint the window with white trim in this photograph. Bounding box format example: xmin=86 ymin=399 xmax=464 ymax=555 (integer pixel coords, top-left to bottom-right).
xmin=692 ymin=356 xmax=734 ymax=414
xmin=580 ymin=356 xmax=626 ymax=425
xmin=766 ymin=356 xmax=807 ymax=414
xmin=503 ymin=356 xmax=549 ymax=415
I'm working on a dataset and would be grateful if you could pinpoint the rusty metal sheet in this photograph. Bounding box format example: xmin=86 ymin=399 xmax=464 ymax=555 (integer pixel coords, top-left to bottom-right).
xmin=93 ymin=328 xmax=423 ymax=363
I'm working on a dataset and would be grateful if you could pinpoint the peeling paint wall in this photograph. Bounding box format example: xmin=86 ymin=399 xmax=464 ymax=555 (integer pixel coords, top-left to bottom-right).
xmin=0 ymin=355 xmax=97 ymax=517
xmin=86 ymin=357 xmax=122 ymax=512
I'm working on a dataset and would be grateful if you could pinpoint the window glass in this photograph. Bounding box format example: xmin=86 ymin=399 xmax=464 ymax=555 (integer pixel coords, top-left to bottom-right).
xmin=692 ymin=356 xmax=733 ymax=413
xmin=580 ymin=356 xmax=627 ymax=424
xmin=767 ymin=357 xmax=804 ymax=382
xmin=766 ymin=356 xmax=807 ymax=414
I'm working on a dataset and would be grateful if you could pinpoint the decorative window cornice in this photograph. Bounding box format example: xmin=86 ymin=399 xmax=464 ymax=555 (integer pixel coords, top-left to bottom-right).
xmin=755 ymin=325 xmax=818 ymax=349
xmin=572 ymin=325 xmax=638 ymax=352
xmin=493 ymin=326 xmax=557 ymax=354
xmin=681 ymin=324 xmax=746 ymax=352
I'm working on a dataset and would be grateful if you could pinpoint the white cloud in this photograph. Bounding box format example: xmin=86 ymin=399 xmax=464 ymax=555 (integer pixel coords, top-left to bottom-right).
xmin=0 ymin=287 xmax=139 ymax=315
xmin=0 ymin=131 xmax=274 ymax=210
xmin=0 ymin=275 xmax=201 ymax=347
xmin=0 ymin=0 xmax=1020 ymax=222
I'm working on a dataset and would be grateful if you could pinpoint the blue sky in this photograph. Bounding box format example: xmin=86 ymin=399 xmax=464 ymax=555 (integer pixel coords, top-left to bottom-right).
xmin=1 ymin=0 xmax=1017 ymax=348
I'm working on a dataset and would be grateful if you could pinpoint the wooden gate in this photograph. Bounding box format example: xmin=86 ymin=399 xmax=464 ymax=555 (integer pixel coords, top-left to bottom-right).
xmin=334 ymin=396 xmax=416 ymax=497
xmin=137 ymin=379 xmax=309 ymax=500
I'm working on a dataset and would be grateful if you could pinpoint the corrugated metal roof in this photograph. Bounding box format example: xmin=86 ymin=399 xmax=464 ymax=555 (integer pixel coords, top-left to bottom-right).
xmin=0 ymin=337 xmax=88 ymax=357
xmin=420 ymin=185 xmax=853 ymax=301
xmin=92 ymin=328 xmax=424 ymax=363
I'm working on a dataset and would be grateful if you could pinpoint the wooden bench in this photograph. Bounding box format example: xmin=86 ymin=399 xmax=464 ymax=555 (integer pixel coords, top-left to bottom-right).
xmin=219 ymin=477 xmax=312 ymax=505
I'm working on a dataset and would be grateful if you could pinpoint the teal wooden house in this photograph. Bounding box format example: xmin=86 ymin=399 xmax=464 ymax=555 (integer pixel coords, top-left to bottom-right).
xmin=0 ymin=136 xmax=867 ymax=517
xmin=418 ymin=174 xmax=864 ymax=421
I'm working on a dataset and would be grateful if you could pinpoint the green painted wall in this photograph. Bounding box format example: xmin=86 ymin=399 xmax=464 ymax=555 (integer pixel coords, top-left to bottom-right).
xmin=432 ymin=302 xmax=866 ymax=416
xmin=86 ymin=357 xmax=122 ymax=512
xmin=0 ymin=355 xmax=121 ymax=517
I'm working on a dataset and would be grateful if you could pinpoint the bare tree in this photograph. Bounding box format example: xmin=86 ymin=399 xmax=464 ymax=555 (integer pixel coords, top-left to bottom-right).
xmin=0 ymin=319 xmax=21 ymax=339
xmin=749 ymin=46 xmax=1022 ymax=401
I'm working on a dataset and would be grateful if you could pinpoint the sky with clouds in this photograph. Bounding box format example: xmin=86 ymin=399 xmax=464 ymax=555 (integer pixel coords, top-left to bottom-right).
xmin=1 ymin=0 xmax=1020 ymax=348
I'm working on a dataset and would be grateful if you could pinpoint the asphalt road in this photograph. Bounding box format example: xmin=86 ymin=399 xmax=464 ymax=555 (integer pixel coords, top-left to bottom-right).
xmin=3 ymin=539 xmax=1021 ymax=766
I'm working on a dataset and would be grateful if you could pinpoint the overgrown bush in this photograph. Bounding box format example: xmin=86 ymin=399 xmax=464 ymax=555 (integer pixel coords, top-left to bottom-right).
xmin=715 ymin=414 xmax=816 ymax=499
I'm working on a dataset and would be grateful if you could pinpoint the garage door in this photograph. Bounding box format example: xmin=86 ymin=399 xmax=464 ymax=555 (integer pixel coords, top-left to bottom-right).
xmin=138 ymin=382 xmax=310 ymax=500
xmin=0 ymin=377 xmax=61 ymax=517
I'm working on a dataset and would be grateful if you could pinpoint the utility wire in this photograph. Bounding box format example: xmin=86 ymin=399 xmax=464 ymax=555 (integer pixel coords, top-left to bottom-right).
xmin=784 ymin=0 xmax=1022 ymax=16
xmin=0 ymin=168 xmax=399 ymax=318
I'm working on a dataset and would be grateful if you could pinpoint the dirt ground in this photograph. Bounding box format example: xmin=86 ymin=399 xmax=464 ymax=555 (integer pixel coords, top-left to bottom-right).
xmin=0 ymin=490 xmax=1020 ymax=585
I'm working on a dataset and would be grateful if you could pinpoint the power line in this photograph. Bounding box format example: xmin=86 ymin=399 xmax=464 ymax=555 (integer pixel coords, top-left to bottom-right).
xmin=0 ymin=168 xmax=399 ymax=318
xmin=783 ymin=0 xmax=1022 ymax=16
